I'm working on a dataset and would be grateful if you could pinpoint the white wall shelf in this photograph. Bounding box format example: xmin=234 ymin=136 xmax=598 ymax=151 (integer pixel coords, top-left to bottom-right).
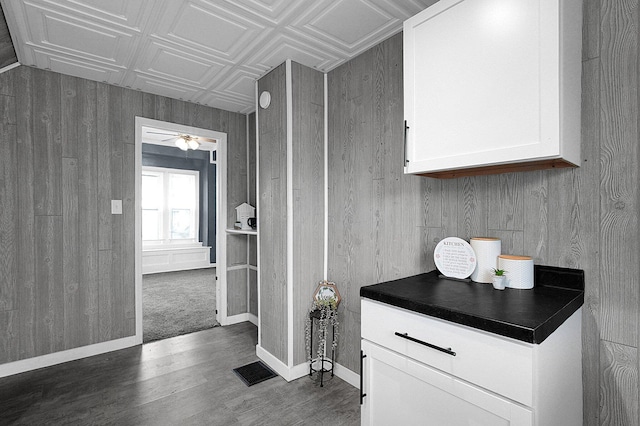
xmin=226 ymin=228 xmax=257 ymax=236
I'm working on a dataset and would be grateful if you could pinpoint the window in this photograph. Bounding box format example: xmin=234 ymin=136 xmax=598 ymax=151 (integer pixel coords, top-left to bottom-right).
xmin=142 ymin=167 xmax=199 ymax=245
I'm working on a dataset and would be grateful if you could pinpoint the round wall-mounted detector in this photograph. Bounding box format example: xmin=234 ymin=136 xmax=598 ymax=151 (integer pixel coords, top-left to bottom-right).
xmin=259 ymin=91 xmax=271 ymax=109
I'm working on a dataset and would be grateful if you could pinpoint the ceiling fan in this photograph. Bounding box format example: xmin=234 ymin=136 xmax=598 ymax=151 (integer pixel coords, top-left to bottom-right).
xmin=146 ymin=131 xmax=216 ymax=151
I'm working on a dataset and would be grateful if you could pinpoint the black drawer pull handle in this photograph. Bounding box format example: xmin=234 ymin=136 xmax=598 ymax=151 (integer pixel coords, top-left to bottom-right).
xmin=394 ymin=332 xmax=456 ymax=356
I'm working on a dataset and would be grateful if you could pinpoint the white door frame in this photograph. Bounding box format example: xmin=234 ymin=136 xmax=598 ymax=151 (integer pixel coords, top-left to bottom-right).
xmin=135 ymin=117 xmax=228 ymax=341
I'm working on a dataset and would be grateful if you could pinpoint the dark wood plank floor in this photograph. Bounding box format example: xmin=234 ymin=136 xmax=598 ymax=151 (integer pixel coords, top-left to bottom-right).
xmin=0 ymin=322 xmax=360 ymax=425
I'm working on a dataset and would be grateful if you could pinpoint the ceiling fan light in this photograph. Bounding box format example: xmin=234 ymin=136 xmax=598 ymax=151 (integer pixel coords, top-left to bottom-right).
xmin=175 ymin=137 xmax=188 ymax=151
xmin=187 ymin=139 xmax=200 ymax=150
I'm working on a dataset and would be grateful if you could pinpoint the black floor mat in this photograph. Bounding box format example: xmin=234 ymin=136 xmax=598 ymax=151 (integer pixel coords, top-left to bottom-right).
xmin=233 ymin=361 xmax=278 ymax=386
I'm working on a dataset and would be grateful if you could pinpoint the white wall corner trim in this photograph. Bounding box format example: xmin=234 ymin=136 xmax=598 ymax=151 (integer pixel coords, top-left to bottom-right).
xmin=245 ymin=114 xmax=252 ymax=318
xmin=323 ymin=72 xmax=329 ymax=280
xmin=255 ymin=79 xmax=262 ymax=348
xmin=285 ymin=59 xmax=294 ymax=368
xmin=0 ymin=336 xmax=139 ymax=379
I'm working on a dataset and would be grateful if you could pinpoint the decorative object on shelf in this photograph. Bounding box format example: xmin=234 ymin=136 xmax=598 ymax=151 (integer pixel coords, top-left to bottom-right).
xmin=247 ymin=217 xmax=257 ymax=229
xmin=235 ymin=203 xmax=255 ymax=230
xmin=433 ymin=237 xmax=476 ymax=280
xmin=498 ymin=255 xmax=534 ymax=289
xmin=305 ymin=280 xmax=340 ymax=387
xmin=470 ymin=237 xmax=501 ymax=283
xmin=491 ymin=268 xmax=507 ymax=291
xmin=234 ymin=221 xmax=242 ymax=230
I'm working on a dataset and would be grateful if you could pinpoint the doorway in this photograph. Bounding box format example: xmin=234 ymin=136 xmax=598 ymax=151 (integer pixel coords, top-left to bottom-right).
xmin=134 ymin=117 xmax=228 ymax=344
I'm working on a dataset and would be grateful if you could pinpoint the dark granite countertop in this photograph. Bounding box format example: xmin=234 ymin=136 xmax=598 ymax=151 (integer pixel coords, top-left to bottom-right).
xmin=360 ymin=265 xmax=584 ymax=344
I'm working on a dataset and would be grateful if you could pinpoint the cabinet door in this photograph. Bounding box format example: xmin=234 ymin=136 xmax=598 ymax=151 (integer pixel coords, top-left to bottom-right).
xmin=403 ymin=0 xmax=581 ymax=175
xmin=361 ymin=340 xmax=532 ymax=426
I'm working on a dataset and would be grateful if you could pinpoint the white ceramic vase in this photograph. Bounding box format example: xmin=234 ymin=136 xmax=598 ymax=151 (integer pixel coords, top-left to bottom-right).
xmin=498 ymin=255 xmax=534 ymax=289
xmin=470 ymin=237 xmax=501 ymax=283
xmin=492 ymin=275 xmax=506 ymax=290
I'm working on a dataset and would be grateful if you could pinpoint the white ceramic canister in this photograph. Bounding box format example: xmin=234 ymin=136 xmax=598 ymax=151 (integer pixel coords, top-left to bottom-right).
xmin=470 ymin=237 xmax=501 ymax=283
xmin=498 ymin=255 xmax=534 ymax=289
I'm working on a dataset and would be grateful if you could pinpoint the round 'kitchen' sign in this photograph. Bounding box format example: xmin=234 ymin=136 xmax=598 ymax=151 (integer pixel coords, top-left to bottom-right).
xmin=433 ymin=237 xmax=477 ymax=279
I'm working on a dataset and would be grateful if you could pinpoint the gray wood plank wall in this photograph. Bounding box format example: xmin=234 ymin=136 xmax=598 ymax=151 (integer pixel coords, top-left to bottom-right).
xmin=258 ymin=63 xmax=288 ymax=363
xmin=325 ymin=2 xmax=639 ymax=423
xmin=249 ymin=267 xmax=258 ymax=317
xmin=327 ymin=33 xmax=430 ymax=374
xmin=227 ymin=268 xmax=248 ymax=316
xmin=291 ymin=62 xmax=324 ymax=365
xmin=257 ymin=62 xmax=325 ymax=365
xmin=0 ymin=65 xmax=248 ymax=364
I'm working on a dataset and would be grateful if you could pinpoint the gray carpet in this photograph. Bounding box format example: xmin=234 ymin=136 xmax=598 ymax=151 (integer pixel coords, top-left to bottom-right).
xmin=143 ymin=268 xmax=219 ymax=343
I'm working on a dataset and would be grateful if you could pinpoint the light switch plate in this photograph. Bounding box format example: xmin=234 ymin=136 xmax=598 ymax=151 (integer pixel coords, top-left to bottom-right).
xmin=111 ymin=200 xmax=122 ymax=215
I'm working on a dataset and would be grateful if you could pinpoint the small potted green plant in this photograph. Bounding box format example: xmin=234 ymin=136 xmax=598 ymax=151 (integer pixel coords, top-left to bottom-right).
xmin=491 ymin=268 xmax=507 ymax=290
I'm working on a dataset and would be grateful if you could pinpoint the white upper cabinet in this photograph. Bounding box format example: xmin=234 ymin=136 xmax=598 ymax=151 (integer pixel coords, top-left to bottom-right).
xmin=403 ymin=0 xmax=583 ymax=178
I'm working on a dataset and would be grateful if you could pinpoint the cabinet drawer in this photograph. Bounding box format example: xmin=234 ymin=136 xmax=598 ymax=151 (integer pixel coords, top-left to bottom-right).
xmin=361 ymin=340 xmax=533 ymax=426
xmin=361 ymin=299 xmax=533 ymax=406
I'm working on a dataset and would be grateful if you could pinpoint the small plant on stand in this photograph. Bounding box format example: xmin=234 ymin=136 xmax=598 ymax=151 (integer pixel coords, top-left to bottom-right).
xmin=305 ymin=281 xmax=341 ymax=386
xmin=491 ymin=268 xmax=507 ymax=290
xmin=305 ymin=298 xmax=339 ymax=362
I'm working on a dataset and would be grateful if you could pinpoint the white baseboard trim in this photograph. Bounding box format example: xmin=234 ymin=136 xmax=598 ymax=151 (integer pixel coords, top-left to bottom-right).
xmin=256 ymin=344 xmax=303 ymax=382
xmin=247 ymin=313 xmax=258 ymax=326
xmin=299 ymin=359 xmax=359 ymax=389
xmin=255 ymin=344 xmax=359 ymax=388
xmin=218 ymin=313 xmax=256 ymax=327
xmin=0 ymin=336 xmax=139 ymax=379
xmin=290 ymin=362 xmax=310 ymax=381
xmin=224 ymin=313 xmax=252 ymax=326
xmin=255 ymin=345 xmax=286 ymax=378
xmin=334 ymin=362 xmax=359 ymax=388
xmin=0 ymin=62 xmax=20 ymax=74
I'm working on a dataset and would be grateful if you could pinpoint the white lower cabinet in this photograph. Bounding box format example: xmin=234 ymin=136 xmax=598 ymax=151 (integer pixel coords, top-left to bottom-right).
xmin=361 ymin=340 xmax=532 ymax=426
xmin=360 ymin=299 xmax=582 ymax=426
